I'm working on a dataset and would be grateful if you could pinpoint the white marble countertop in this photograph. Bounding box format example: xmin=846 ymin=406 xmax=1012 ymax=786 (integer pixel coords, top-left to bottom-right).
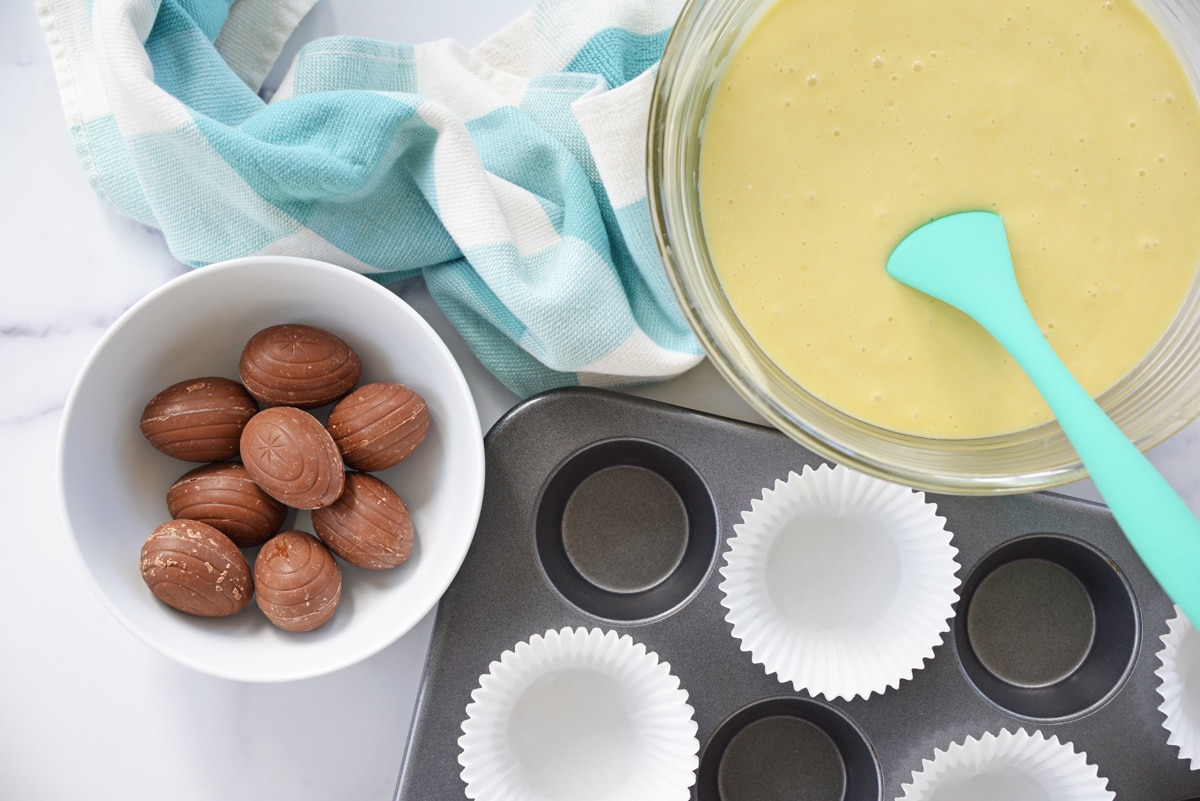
xmin=5 ymin=1 xmax=1200 ymax=798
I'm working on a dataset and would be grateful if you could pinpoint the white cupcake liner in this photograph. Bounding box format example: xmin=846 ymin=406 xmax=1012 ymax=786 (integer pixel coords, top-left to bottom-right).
xmin=719 ymin=463 xmax=960 ymax=701
xmin=1155 ymin=605 xmax=1200 ymax=769
xmin=458 ymin=627 xmax=699 ymax=801
xmin=897 ymin=728 xmax=1114 ymax=801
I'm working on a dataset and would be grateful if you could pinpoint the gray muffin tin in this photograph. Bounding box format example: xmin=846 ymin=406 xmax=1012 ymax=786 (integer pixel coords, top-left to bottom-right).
xmin=394 ymin=386 xmax=1200 ymax=800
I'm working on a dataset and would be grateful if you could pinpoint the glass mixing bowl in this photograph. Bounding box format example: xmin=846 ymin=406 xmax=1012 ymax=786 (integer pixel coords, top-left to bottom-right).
xmin=648 ymin=0 xmax=1200 ymax=494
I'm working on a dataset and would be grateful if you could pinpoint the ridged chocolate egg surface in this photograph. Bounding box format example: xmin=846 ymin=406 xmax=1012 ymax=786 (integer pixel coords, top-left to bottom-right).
xmin=240 ymin=407 xmax=345 ymax=509
xmin=312 ymin=472 xmax=414 ymax=569
xmin=139 ymin=377 xmax=258 ymax=462
xmin=327 ymin=382 xmax=430 ymax=472
xmin=238 ymin=324 xmax=361 ymax=409
xmin=254 ymin=530 xmax=342 ymax=632
xmin=166 ymin=462 xmax=287 ymax=547
xmin=139 ymin=520 xmax=253 ymax=617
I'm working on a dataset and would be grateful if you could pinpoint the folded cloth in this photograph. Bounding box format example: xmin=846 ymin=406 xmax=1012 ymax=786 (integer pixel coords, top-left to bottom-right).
xmin=35 ymin=0 xmax=703 ymax=397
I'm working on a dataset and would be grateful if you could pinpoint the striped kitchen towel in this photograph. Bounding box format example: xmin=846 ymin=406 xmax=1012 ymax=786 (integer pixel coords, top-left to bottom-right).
xmin=35 ymin=0 xmax=703 ymax=397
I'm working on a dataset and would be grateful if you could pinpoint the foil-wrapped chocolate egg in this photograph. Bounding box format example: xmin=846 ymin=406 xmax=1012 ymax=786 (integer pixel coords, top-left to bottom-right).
xmin=312 ymin=472 xmax=415 ymax=569
xmin=254 ymin=530 xmax=342 ymax=632
xmin=240 ymin=406 xmax=345 ymax=509
xmin=327 ymin=382 xmax=430 ymax=472
xmin=139 ymin=520 xmax=253 ymax=617
xmin=139 ymin=376 xmax=258 ymax=462
xmin=166 ymin=462 xmax=288 ymax=548
xmin=238 ymin=323 xmax=361 ymax=409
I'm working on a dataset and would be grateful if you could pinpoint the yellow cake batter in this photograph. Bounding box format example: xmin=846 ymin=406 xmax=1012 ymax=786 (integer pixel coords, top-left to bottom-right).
xmin=700 ymin=0 xmax=1200 ymax=437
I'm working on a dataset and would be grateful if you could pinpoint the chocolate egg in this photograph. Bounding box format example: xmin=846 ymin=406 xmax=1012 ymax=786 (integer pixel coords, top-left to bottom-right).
xmin=240 ymin=406 xmax=345 ymax=509
xmin=139 ymin=520 xmax=253 ymax=617
xmin=327 ymin=382 xmax=430 ymax=472
xmin=139 ymin=377 xmax=258 ymax=462
xmin=166 ymin=462 xmax=288 ymax=548
xmin=254 ymin=530 xmax=342 ymax=632
xmin=312 ymin=472 xmax=415 ymax=569
xmin=238 ymin=323 xmax=362 ymax=409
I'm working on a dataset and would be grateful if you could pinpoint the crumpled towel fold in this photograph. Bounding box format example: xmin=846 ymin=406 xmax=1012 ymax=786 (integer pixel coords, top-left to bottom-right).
xmin=35 ymin=0 xmax=703 ymax=396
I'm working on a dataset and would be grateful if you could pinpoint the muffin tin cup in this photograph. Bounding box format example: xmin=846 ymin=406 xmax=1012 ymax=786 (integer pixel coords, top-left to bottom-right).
xmin=394 ymin=388 xmax=1200 ymax=801
xmin=897 ymin=728 xmax=1114 ymax=801
xmin=719 ymin=464 xmax=960 ymax=701
xmin=954 ymin=533 xmax=1140 ymax=720
xmin=457 ymin=627 xmax=700 ymax=801
xmin=533 ymin=438 xmax=718 ymax=622
xmin=696 ymin=696 xmax=881 ymax=801
xmin=1157 ymin=606 xmax=1200 ymax=770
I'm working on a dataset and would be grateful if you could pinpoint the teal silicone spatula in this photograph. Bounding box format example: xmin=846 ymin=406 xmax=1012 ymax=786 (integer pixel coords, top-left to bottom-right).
xmin=887 ymin=210 xmax=1200 ymax=625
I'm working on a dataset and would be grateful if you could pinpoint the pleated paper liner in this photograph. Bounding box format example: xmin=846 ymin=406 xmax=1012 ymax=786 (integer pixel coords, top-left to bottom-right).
xmin=457 ymin=627 xmax=700 ymax=801
xmin=897 ymin=728 xmax=1114 ymax=801
xmin=1157 ymin=606 xmax=1200 ymax=771
xmin=719 ymin=463 xmax=961 ymax=700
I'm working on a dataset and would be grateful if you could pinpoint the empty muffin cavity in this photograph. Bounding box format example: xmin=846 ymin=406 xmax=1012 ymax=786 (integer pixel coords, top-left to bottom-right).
xmin=535 ymin=439 xmax=717 ymax=621
xmin=956 ymin=534 xmax=1137 ymax=720
xmin=562 ymin=464 xmax=689 ymax=593
xmin=696 ymin=697 xmax=880 ymax=801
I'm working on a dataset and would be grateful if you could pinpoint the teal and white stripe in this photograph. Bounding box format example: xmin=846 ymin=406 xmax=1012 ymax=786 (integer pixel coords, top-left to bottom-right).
xmin=36 ymin=0 xmax=703 ymax=396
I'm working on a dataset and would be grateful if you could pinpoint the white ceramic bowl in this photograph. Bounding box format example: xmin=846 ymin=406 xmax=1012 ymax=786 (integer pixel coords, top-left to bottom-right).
xmin=58 ymin=256 xmax=485 ymax=682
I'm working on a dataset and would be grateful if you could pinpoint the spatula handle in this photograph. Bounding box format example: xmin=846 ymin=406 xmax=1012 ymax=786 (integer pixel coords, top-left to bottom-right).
xmin=990 ymin=308 xmax=1200 ymax=628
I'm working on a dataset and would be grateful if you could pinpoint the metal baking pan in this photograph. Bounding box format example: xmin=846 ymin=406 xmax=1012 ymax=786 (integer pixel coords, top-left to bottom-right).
xmin=394 ymin=386 xmax=1200 ymax=800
